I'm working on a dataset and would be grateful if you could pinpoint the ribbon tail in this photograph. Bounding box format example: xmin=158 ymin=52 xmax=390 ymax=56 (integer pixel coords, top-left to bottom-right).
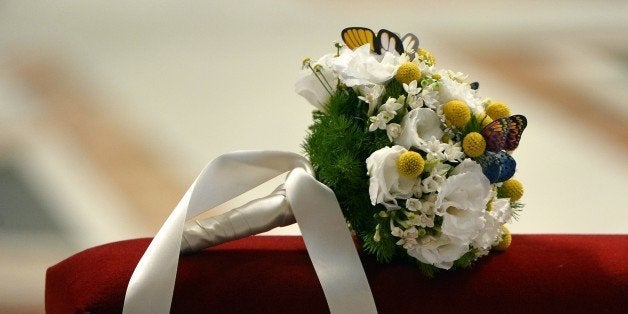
xmin=123 ymin=182 xmax=195 ymax=314
xmin=287 ymin=168 xmax=377 ymax=314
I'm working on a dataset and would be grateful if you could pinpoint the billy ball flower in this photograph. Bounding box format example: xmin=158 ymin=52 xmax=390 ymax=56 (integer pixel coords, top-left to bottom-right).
xmin=417 ymin=48 xmax=435 ymax=66
xmin=492 ymin=226 xmax=512 ymax=251
xmin=486 ymin=101 xmax=510 ymax=120
xmin=396 ymin=61 xmax=421 ymax=84
xmin=397 ymin=151 xmax=425 ymax=178
xmin=462 ymin=132 xmax=486 ymax=158
xmin=443 ymin=100 xmax=471 ymax=128
xmin=500 ymin=178 xmax=524 ymax=201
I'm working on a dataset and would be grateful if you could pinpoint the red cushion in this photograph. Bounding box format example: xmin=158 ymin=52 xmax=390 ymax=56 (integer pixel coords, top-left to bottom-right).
xmin=46 ymin=235 xmax=628 ymax=313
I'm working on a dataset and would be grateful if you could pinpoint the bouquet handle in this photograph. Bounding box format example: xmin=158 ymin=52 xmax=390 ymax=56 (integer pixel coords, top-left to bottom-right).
xmin=181 ymin=184 xmax=295 ymax=254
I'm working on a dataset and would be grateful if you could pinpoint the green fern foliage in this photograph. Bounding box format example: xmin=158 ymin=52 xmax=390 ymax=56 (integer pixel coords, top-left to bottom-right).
xmin=303 ymin=87 xmax=391 ymax=235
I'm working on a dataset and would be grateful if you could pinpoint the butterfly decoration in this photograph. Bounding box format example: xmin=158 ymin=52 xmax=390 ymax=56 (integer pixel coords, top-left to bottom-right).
xmin=478 ymin=151 xmax=517 ymax=184
xmin=481 ymin=115 xmax=527 ymax=152
xmin=477 ymin=115 xmax=527 ymax=183
xmin=341 ymin=27 xmax=419 ymax=55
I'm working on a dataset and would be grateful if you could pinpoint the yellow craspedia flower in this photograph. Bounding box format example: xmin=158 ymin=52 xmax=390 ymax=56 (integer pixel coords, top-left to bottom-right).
xmin=476 ymin=113 xmax=493 ymax=128
xmin=463 ymin=132 xmax=486 ymax=157
xmin=486 ymin=101 xmax=510 ymax=120
xmin=396 ymin=151 xmax=425 ymax=178
xmin=443 ymin=100 xmax=471 ymax=128
xmin=501 ymin=178 xmax=524 ymax=202
xmin=418 ymin=48 xmax=435 ymax=65
xmin=396 ymin=61 xmax=421 ymax=84
xmin=493 ymin=226 xmax=512 ymax=251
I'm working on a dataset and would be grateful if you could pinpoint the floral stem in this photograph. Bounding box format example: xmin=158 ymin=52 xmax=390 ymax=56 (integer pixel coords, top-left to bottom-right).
xmin=308 ymin=64 xmax=333 ymax=96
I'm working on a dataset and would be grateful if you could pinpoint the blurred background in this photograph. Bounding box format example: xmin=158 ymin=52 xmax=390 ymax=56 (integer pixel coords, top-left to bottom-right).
xmin=0 ymin=1 xmax=627 ymax=312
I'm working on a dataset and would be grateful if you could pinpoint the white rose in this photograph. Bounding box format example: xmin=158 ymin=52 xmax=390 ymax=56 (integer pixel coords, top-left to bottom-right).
xmin=472 ymin=197 xmax=512 ymax=249
xmin=436 ymin=159 xmax=492 ymax=243
xmin=407 ymin=234 xmax=469 ymax=269
xmin=365 ymin=145 xmax=416 ymax=209
xmin=395 ymin=108 xmax=444 ymax=149
xmin=437 ymin=72 xmax=483 ymax=114
xmin=294 ymin=54 xmax=338 ymax=111
xmin=473 ymin=211 xmax=501 ymax=249
xmin=329 ymin=45 xmax=398 ymax=87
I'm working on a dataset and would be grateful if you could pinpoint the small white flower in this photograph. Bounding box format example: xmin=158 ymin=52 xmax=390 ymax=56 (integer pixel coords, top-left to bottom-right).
xmin=368 ymin=111 xmax=394 ymax=131
xmin=419 ymin=138 xmax=448 ymax=161
xmin=406 ymin=95 xmax=423 ymax=109
xmin=357 ymin=84 xmax=385 ymax=116
xmin=420 ymin=194 xmax=437 ymax=215
xmin=408 ymin=211 xmax=435 ymax=228
xmin=405 ymin=198 xmax=422 ymax=211
xmin=419 ymin=62 xmax=435 ymax=77
xmin=381 ymin=111 xmax=395 ymax=124
xmin=443 ymin=141 xmax=464 ymax=162
xmin=404 ymin=81 xmax=423 ymax=109
xmin=412 ymin=180 xmax=423 ymax=198
xmin=368 ymin=115 xmax=387 ymax=131
xmin=380 ymin=97 xmax=403 ymax=113
xmin=391 ymin=226 xmax=404 ymax=237
xmin=392 ymin=226 xmax=419 ymax=250
xmin=403 ymin=80 xmax=421 ymax=96
xmin=421 ymin=162 xmax=450 ymax=194
xmin=386 ymin=123 xmax=402 ymax=142
xmin=366 ymin=146 xmax=417 ymax=209
xmin=421 ymin=172 xmax=446 ymax=194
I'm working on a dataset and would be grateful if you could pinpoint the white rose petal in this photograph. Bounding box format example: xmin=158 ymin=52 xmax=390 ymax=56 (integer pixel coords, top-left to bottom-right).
xmin=407 ymin=234 xmax=469 ymax=269
xmin=473 ymin=211 xmax=501 ymax=249
xmin=437 ymin=73 xmax=483 ymax=114
xmin=366 ymin=146 xmax=416 ymax=209
xmin=329 ymin=45 xmax=398 ymax=87
xmin=395 ymin=108 xmax=444 ymax=149
xmin=435 ymin=159 xmax=492 ymax=244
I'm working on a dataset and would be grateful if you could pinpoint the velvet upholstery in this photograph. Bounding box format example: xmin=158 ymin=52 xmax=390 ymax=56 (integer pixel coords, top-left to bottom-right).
xmin=46 ymin=235 xmax=627 ymax=313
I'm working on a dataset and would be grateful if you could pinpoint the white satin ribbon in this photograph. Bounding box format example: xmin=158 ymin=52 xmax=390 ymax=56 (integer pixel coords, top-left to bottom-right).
xmin=122 ymin=150 xmax=377 ymax=313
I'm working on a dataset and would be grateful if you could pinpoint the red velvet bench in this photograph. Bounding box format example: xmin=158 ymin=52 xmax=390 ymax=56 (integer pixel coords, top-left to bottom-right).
xmin=46 ymin=235 xmax=627 ymax=313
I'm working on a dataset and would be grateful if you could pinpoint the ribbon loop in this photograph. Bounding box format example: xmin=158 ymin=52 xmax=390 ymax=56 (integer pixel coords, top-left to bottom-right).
xmin=122 ymin=151 xmax=377 ymax=314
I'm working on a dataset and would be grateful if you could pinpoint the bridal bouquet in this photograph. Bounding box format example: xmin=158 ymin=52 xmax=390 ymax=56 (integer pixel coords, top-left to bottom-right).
xmin=296 ymin=27 xmax=527 ymax=275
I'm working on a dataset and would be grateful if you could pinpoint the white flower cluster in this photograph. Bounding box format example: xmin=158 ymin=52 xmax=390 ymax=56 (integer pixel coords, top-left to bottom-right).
xmin=297 ymin=42 xmax=515 ymax=270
